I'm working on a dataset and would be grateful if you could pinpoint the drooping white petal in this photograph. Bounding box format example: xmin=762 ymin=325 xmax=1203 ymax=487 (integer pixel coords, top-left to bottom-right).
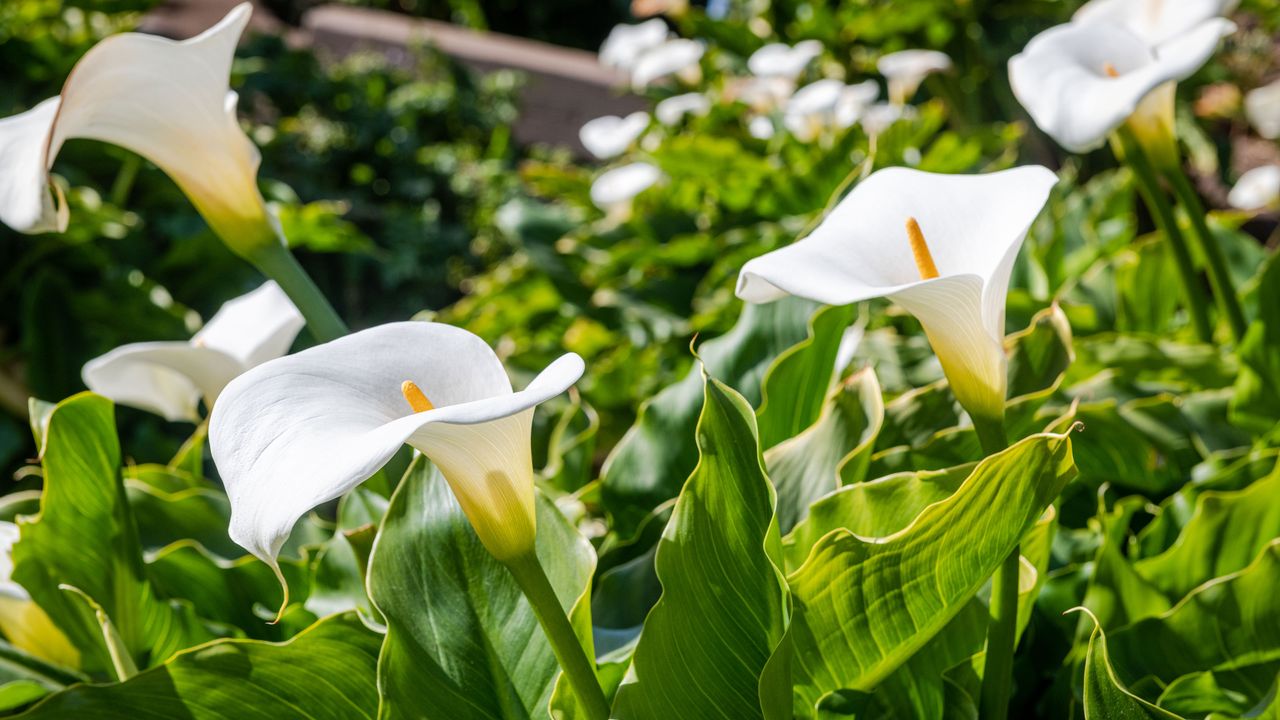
xmin=210 ymin=322 xmax=583 ymax=565
xmin=1246 ymin=80 xmax=1280 ymax=140
xmin=632 ymin=39 xmax=704 ymax=87
xmin=0 ymin=4 xmax=272 ymax=246
xmin=590 ymin=162 xmax=661 ymax=210
xmin=599 ymin=19 xmax=671 ymax=70
xmin=748 ymin=40 xmax=823 ymax=80
xmin=83 ymin=342 xmax=243 ymax=422
xmin=191 ymin=281 xmax=304 ymax=367
xmin=1227 ymin=165 xmax=1280 ymax=210
xmin=877 ymin=49 xmax=951 ymax=104
xmin=1009 ymin=19 xmax=1234 ymax=152
xmin=655 ymin=92 xmax=711 ymax=125
xmin=579 ymin=112 xmax=651 ymax=160
xmin=737 ymin=166 xmax=1057 ymax=419
xmin=1074 ymin=0 xmax=1237 ymax=46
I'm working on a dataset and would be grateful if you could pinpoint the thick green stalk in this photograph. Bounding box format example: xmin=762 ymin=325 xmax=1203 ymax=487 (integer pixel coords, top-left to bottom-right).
xmin=506 ymin=554 xmax=611 ymax=720
xmin=249 ymin=242 xmax=348 ymax=343
xmin=1114 ymin=128 xmax=1214 ymax=343
xmin=973 ymin=413 xmax=1016 ymax=720
xmin=1163 ymin=164 xmax=1248 ymax=342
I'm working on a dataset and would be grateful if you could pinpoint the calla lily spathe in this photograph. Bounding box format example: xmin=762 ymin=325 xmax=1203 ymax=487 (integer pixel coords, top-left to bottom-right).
xmin=631 ymin=39 xmax=704 ymax=87
xmin=0 ymin=4 xmax=277 ymax=255
xmin=579 ymin=112 xmax=651 ymax=160
xmin=1246 ymin=80 xmax=1280 ymax=140
xmin=655 ymin=93 xmax=711 ymax=126
xmin=1074 ymin=0 xmax=1237 ymax=46
xmin=1227 ymin=165 xmax=1280 ymax=210
xmin=1009 ymin=17 xmax=1234 ymax=153
xmin=591 ymin=162 xmax=661 ymax=213
xmin=747 ymin=40 xmax=823 ymax=80
xmin=0 ymin=522 xmax=79 ymax=667
xmin=83 ymin=281 xmax=303 ymax=422
xmin=782 ymin=79 xmax=877 ymax=142
xmin=599 ymin=19 xmax=670 ymax=70
xmin=876 ymin=49 xmax=951 ymax=105
xmin=737 ymin=166 xmax=1058 ymax=422
xmin=209 ymin=322 xmax=584 ymax=572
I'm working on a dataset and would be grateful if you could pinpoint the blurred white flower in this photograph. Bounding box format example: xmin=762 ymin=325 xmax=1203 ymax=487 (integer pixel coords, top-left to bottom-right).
xmin=861 ymin=102 xmax=907 ymax=136
xmin=835 ymin=79 xmax=881 ymax=128
xmin=748 ymin=115 xmax=777 ymax=140
xmin=579 ymin=111 xmax=650 ymax=159
xmin=729 ymin=76 xmax=796 ymax=111
xmin=1245 ymin=80 xmax=1280 ymax=140
xmin=748 ymin=40 xmax=824 ymax=80
xmin=737 ymin=166 xmax=1058 ymax=423
xmin=1009 ymin=18 xmax=1234 ymax=154
xmin=1074 ymin=0 xmax=1237 ymax=45
xmin=0 ymin=4 xmax=277 ymax=255
xmin=877 ymin=49 xmax=952 ymax=104
xmin=632 ymin=39 xmax=705 ymax=87
xmin=783 ymin=79 xmax=879 ymax=141
xmin=655 ymin=92 xmax=712 ymax=125
xmin=1227 ymin=165 xmax=1280 ymax=210
xmin=599 ymin=19 xmax=670 ymax=70
xmin=83 ymin=281 xmax=303 ymax=422
xmin=590 ymin=162 xmax=661 ymax=212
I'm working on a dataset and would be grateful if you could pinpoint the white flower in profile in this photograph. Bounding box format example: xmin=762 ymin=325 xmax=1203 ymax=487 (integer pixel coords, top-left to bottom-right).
xmin=1074 ymin=0 xmax=1237 ymax=46
xmin=0 ymin=522 xmax=79 ymax=667
xmin=579 ymin=112 xmax=650 ymax=159
xmin=0 ymin=4 xmax=278 ymax=255
xmin=599 ymin=19 xmax=670 ymax=70
xmin=748 ymin=115 xmax=777 ymax=140
xmin=632 ymin=39 xmax=705 ymax=87
xmin=835 ymin=79 xmax=880 ymax=128
xmin=1008 ymin=18 xmax=1235 ymax=154
xmin=737 ymin=166 xmax=1058 ymax=424
xmin=729 ymin=76 xmax=796 ymax=111
xmin=590 ymin=162 xmax=661 ymax=213
xmin=210 ymin=322 xmax=584 ymax=578
xmin=1227 ymin=165 xmax=1280 ymax=210
xmin=1245 ymin=80 xmax=1280 ymax=140
xmin=860 ymin=102 xmax=907 ymax=136
xmin=748 ymin=40 xmax=824 ymax=80
xmin=655 ymin=93 xmax=711 ymax=125
xmin=877 ymin=49 xmax=951 ymax=105
xmin=83 ymin=281 xmax=303 ymax=423
xmin=783 ymin=79 xmax=846 ymax=141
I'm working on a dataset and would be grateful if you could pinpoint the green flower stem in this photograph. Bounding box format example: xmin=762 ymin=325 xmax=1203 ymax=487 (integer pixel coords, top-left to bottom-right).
xmin=1114 ymin=127 xmax=1214 ymax=344
xmin=249 ymin=242 xmax=349 ymax=343
xmin=1162 ymin=163 xmax=1248 ymax=342
xmin=505 ymin=553 xmax=611 ymax=720
xmin=973 ymin=412 xmax=1016 ymax=720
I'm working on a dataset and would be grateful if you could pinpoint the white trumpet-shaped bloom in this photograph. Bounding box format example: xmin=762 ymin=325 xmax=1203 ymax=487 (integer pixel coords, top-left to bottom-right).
xmin=782 ymin=79 xmax=876 ymax=142
xmin=877 ymin=49 xmax=951 ymax=104
xmin=579 ymin=112 xmax=650 ymax=160
xmin=1227 ymin=165 xmax=1280 ymax=210
xmin=748 ymin=40 xmax=823 ymax=80
xmin=1009 ymin=18 xmax=1234 ymax=153
xmin=1074 ymin=0 xmax=1237 ymax=46
xmin=737 ymin=166 xmax=1058 ymax=421
xmin=631 ymin=39 xmax=704 ymax=87
xmin=590 ymin=162 xmax=661 ymax=211
xmin=0 ymin=4 xmax=276 ymax=252
xmin=655 ymin=92 xmax=711 ymax=125
xmin=599 ymin=19 xmax=670 ymax=70
xmin=1245 ymin=80 xmax=1280 ymax=140
xmin=83 ymin=281 xmax=303 ymax=423
xmin=210 ymin=322 xmax=584 ymax=569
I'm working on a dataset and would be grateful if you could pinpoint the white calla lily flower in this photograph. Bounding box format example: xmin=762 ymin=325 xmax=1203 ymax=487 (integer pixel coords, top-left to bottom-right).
xmin=655 ymin=92 xmax=711 ymax=125
xmin=210 ymin=322 xmax=584 ymax=574
xmin=579 ymin=112 xmax=650 ymax=159
xmin=631 ymin=39 xmax=704 ymax=87
xmin=1227 ymin=165 xmax=1280 ymax=210
xmin=1009 ymin=18 xmax=1234 ymax=155
xmin=590 ymin=162 xmax=661 ymax=213
xmin=0 ymin=522 xmax=79 ymax=667
xmin=748 ymin=115 xmax=777 ymax=140
xmin=1245 ymin=80 xmax=1280 ymax=140
xmin=876 ymin=49 xmax=951 ymax=105
xmin=0 ymin=4 xmax=277 ymax=255
xmin=599 ymin=19 xmax=670 ymax=70
xmin=835 ymin=79 xmax=880 ymax=128
xmin=747 ymin=40 xmax=823 ymax=80
xmin=737 ymin=166 xmax=1058 ymax=424
xmin=83 ymin=281 xmax=303 ymax=423
xmin=1074 ymin=0 xmax=1237 ymax=46
xmin=861 ymin=102 xmax=907 ymax=136
xmin=783 ymin=79 xmax=878 ymax=141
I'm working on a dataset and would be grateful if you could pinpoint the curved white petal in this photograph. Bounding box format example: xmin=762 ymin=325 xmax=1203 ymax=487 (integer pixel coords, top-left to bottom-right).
xmin=0 ymin=4 xmax=271 ymax=245
xmin=1227 ymin=165 xmax=1280 ymax=210
xmin=1009 ymin=20 xmax=1231 ymax=152
xmin=877 ymin=49 xmax=951 ymax=103
xmin=655 ymin=92 xmax=711 ymax=126
xmin=861 ymin=102 xmax=905 ymax=135
xmin=599 ymin=19 xmax=670 ymax=70
xmin=579 ymin=112 xmax=650 ymax=160
xmin=737 ymin=166 xmax=1057 ymax=419
xmin=83 ymin=342 xmax=243 ymax=422
xmin=1246 ymin=80 xmax=1280 ymax=140
xmin=632 ymin=39 xmax=704 ymax=87
xmin=0 ymin=522 xmax=24 ymax=601
xmin=591 ymin=162 xmax=661 ymax=209
xmin=1074 ymin=0 xmax=1236 ymax=46
xmin=748 ymin=40 xmax=823 ymax=79
xmin=835 ymin=80 xmax=880 ymax=128
xmin=210 ymin=322 xmax=583 ymax=565
xmin=193 ymin=281 xmax=304 ymax=367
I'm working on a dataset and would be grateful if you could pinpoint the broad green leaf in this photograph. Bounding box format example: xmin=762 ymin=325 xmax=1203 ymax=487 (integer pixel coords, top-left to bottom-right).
xmin=11 ymin=393 xmax=215 ymax=672
xmin=0 ymin=680 xmax=48 ymax=713
xmin=785 ymin=433 xmax=1076 ymax=715
xmin=1074 ymin=609 xmax=1182 ymax=719
xmin=1157 ymin=671 xmax=1253 ymax=717
xmin=1232 ymin=251 xmax=1280 ymax=435
xmin=766 ymin=368 xmax=883 ymax=534
xmin=15 ymin=613 xmax=380 ymax=719
xmin=755 ymin=303 xmax=857 ymax=450
xmin=602 ymin=297 xmax=821 ymax=534
xmin=1005 ymin=304 xmax=1075 ymax=402
xmin=1079 ymin=497 xmax=1171 ymax=633
xmin=538 ymin=392 xmax=600 ymax=494
xmin=369 ymin=459 xmax=596 ymax=720
xmin=125 ymin=479 xmax=241 ymax=559
xmin=612 ymin=377 xmax=790 ymax=720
